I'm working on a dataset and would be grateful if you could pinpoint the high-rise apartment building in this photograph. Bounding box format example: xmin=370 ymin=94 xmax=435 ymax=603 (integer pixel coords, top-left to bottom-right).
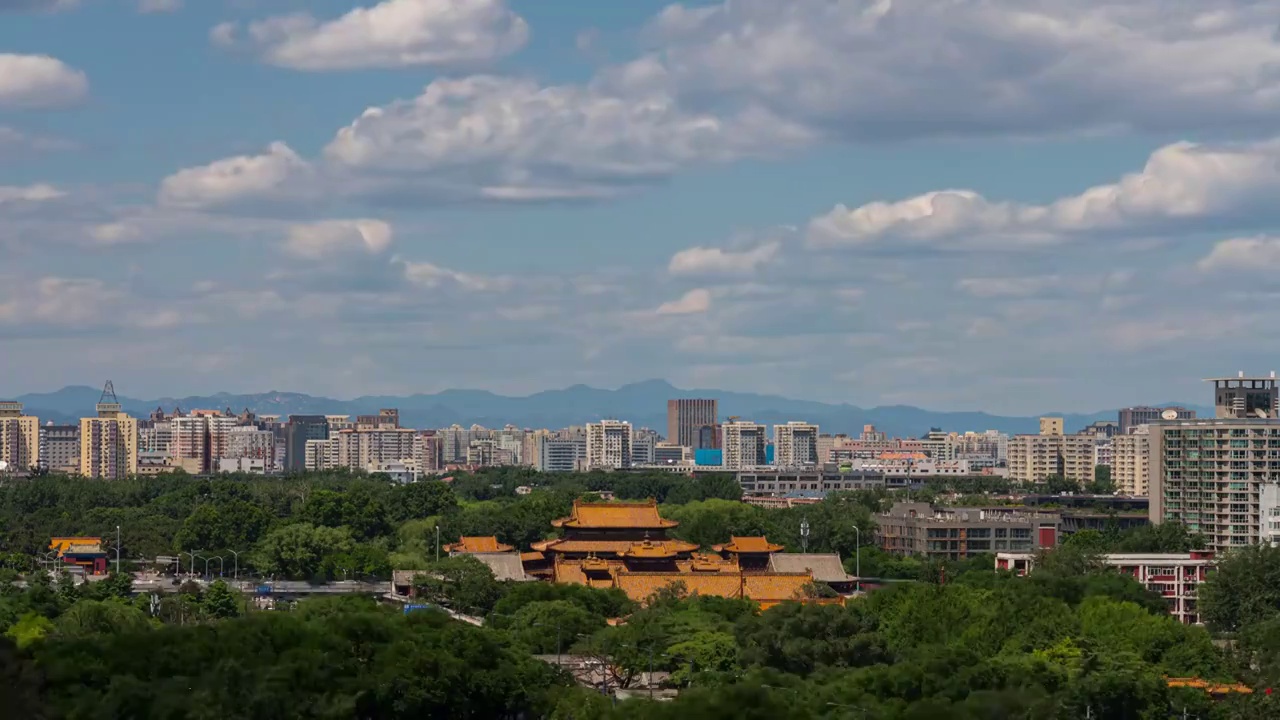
xmin=538 ymin=436 xmax=586 ymax=472
xmin=722 ymin=420 xmax=768 ymax=470
xmin=414 ymin=431 xmax=442 ymax=472
xmin=773 ymin=421 xmax=819 ymax=467
xmin=39 ymin=424 xmax=79 ymax=473
xmin=304 ymin=437 xmax=338 ymax=471
xmin=284 ymin=415 xmax=329 ymax=471
xmin=225 ymin=426 xmax=276 ymax=472
xmin=0 ymin=401 xmax=39 ymax=473
xmin=1006 ymin=417 xmax=1095 ymax=485
xmin=1149 ymin=374 xmax=1280 ymax=553
xmin=335 ymin=427 xmax=416 ymax=471
xmin=1119 ymin=407 xmax=1195 ymax=434
xmin=667 ymin=399 xmax=718 ymax=449
xmin=80 ymin=397 xmax=138 ymax=479
xmin=1112 ymin=426 xmax=1151 ymax=496
xmin=586 ymin=420 xmax=633 ymax=469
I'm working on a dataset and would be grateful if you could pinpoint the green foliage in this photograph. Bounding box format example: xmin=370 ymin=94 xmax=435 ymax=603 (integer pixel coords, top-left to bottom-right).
xmin=413 ymin=555 xmax=504 ymax=615
xmin=201 ymin=580 xmax=240 ymax=619
xmin=250 ymin=522 xmax=354 ymax=581
xmin=1200 ymin=545 xmax=1280 ymax=633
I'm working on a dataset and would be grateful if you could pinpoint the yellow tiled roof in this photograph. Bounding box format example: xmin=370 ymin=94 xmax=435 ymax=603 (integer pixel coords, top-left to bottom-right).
xmin=613 ymin=571 xmax=745 ymax=602
xmin=533 ymin=539 xmax=698 ymax=556
xmin=444 ymin=536 xmax=514 ymax=554
xmin=715 ymin=536 xmax=784 ymax=554
xmin=742 ymin=572 xmax=813 ymax=601
xmin=551 ymin=499 xmax=679 ymax=529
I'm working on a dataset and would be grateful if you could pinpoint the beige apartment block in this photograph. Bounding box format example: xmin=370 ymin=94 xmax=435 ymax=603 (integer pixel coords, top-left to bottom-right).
xmin=1112 ymin=427 xmax=1151 ymax=496
xmin=1007 ymin=430 xmax=1095 ymax=486
xmin=773 ymin=421 xmax=819 ymax=467
xmin=80 ymin=401 xmax=138 ymax=479
xmin=1039 ymin=417 xmax=1065 ymax=436
xmin=0 ymin=401 xmax=39 ymax=473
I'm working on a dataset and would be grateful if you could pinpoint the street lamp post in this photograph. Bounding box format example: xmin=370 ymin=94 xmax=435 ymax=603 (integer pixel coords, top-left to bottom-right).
xmin=180 ymin=551 xmax=198 ymax=578
xmin=851 ymin=524 xmax=861 ymax=593
xmin=434 ymin=525 xmax=441 ymax=563
xmin=115 ymin=525 xmax=121 ymax=575
xmin=227 ymin=550 xmax=240 ymax=582
xmin=205 ymin=556 xmax=224 ymax=578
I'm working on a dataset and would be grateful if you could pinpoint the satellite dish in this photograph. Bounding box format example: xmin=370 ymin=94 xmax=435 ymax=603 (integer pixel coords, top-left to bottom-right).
xmin=1256 ymin=408 xmax=1270 ymax=419
xmin=1161 ymin=409 xmax=1179 ymax=421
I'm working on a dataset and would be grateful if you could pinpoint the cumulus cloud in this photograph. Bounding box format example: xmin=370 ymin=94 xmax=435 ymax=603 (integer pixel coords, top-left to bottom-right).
xmin=955 ymin=276 xmax=1061 ymax=298
xmin=0 ymin=184 xmax=64 ymax=204
xmin=656 ymin=288 xmax=711 ymax=315
xmin=284 ymin=219 xmax=393 ymax=260
xmin=668 ymin=242 xmax=779 ymax=276
xmin=625 ymin=0 xmax=1280 ymax=141
xmin=808 ymin=138 xmax=1280 ymax=249
xmin=401 ymin=260 xmax=506 ymax=291
xmin=212 ymin=0 xmax=528 ymax=71
xmin=1198 ymin=236 xmax=1280 ymax=273
xmin=157 ymin=142 xmax=313 ymax=210
xmin=0 ymin=54 xmax=88 ymax=109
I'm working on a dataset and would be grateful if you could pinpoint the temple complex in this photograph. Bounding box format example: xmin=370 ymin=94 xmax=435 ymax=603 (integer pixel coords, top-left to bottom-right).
xmin=514 ymin=499 xmax=846 ymax=607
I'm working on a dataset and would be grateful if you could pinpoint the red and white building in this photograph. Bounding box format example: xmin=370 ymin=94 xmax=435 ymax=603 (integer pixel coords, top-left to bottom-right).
xmin=995 ymin=551 xmax=1215 ymax=625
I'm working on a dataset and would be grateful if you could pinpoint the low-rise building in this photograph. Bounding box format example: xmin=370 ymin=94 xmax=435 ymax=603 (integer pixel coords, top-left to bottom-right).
xmin=876 ymin=502 xmax=1061 ymax=559
xmin=995 ymin=551 xmax=1214 ymax=625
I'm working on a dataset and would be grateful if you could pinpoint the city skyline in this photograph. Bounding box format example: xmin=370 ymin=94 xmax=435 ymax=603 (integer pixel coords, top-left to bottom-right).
xmin=6 ymin=1 xmax=1280 ymax=413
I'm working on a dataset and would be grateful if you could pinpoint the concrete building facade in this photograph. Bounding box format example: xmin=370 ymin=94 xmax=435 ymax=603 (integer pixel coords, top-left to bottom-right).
xmin=79 ymin=401 xmax=138 ymax=479
xmin=877 ymin=502 xmax=1060 ymax=560
xmin=1112 ymin=426 xmax=1151 ymax=496
xmin=666 ymin=399 xmax=718 ymax=449
xmin=586 ymin=420 xmax=633 ymax=469
xmin=1007 ymin=417 xmax=1096 ymax=485
xmin=722 ymin=420 xmax=768 ymax=470
xmin=0 ymin=401 xmax=39 ymax=473
xmin=1119 ymin=407 xmax=1195 ymax=435
xmin=773 ymin=421 xmax=819 ymax=467
xmin=39 ymin=424 xmax=79 ymax=473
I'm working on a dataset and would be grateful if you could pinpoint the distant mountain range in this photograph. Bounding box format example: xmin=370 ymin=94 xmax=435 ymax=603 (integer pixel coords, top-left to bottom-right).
xmin=10 ymin=380 xmax=1211 ymax=439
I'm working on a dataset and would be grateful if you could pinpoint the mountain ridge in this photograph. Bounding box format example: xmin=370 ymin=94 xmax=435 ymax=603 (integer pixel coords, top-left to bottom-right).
xmin=9 ymin=381 xmax=1212 ymax=438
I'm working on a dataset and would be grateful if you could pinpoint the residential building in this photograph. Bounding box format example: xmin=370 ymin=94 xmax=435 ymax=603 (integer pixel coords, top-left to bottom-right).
xmin=1007 ymin=417 xmax=1095 ymax=485
xmin=996 ymin=551 xmax=1214 ymax=625
xmin=876 ymin=501 xmax=1061 ymax=560
xmin=1148 ymin=374 xmax=1280 ymax=553
xmin=335 ymin=427 xmax=416 ymax=471
xmin=284 ymin=415 xmax=329 ymax=471
xmin=653 ymin=442 xmax=690 ymax=465
xmin=413 ymin=431 xmax=442 ymax=472
xmin=919 ymin=429 xmax=957 ymax=461
xmin=722 ymin=420 xmax=768 ymax=470
xmin=304 ymin=437 xmax=338 ymax=471
xmin=1083 ymin=420 xmax=1121 ymax=439
xmin=631 ymin=427 xmax=660 ymax=465
xmin=224 ymin=426 xmax=276 ymax=472
xmin=538 ymin=436 xmax=586 ymax=472
xmin=667 ymin=399 xmax=718 ymax=449
xmin=39 ymin=424 xmax=79 ymax=473
xmin=216 ymin=457 xmax=268 ymax=474
xmin=773 ymin=421 xmax=819 ymax=467
xmin=356 ymin=408 xmax=400 ymax=430
xmin=438 ymin=424 xmax=493 ymax=464
xmin=171 ymin=412 xmax=239 ymax=474
xmin=325 ymin=415 xmax=354 ymax=433
xmin=586 ymin=420 xmax=633 ymax=469
xmin=0 ymin=401 xmax=39 ymax=473
xmin=1112 ymin=426 xmax=1151 ymax=496
xmin=1094 ymin=440 xmax=1114 ymax=469
xmin=1119 ymin=407 xmax=1195 ymax=435
xmin=137 ymin=417 xmax=173 ymax=455
xmin=79 ymin=399 xmax=138 ymax=479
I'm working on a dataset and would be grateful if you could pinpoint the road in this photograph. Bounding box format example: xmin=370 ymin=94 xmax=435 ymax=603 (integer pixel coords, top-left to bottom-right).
xmin=129 ymin=577 xmax=392 ymax=595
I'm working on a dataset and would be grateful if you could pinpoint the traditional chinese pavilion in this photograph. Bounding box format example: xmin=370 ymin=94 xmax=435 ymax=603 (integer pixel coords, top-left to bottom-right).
xmin=524 ymin=499 xmax=843 ymax=608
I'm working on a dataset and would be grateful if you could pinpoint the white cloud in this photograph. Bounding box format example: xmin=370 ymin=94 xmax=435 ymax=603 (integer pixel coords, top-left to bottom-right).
xmin=401 ymin=260 xmax=506 ymax=291
xmin=668 ymin=241 xmax=779 ymax=276
xmin=284 ymin=219 xmax=393 ymax=259
xmin=0 ymin=184 xmax=64 ymax=203
xmin=0 ymin=54 xmax=88 ymax=109
xmin=0 ymin=0 xmax=78 ymax=11
xmin=137 ymin=0 xmax=180 ymax=13
xmin=624 ymin=0 xmax=1280 ymax=141
xmin=955 ymin=276 xmax=1061 ymax=298
xmin=809 ymin=138 xmax=1280 ymax=249
xmin=656 ymin=288 xmax=711 ymax=315
xmin=1197 ymin=236 xmax=1280 ymax=273
xmin=87 ymin=222 xmax=144 ymax=245
xmin=0 ymin=126 xmax=74 ymax=153
xmin=157 ymin=142 xmax=312 ymax=210
xmin=214 ymin=0 xmax=528 ymax=71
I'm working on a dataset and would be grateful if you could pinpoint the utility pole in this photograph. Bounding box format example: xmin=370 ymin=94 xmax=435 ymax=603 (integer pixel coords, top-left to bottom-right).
xmin=115 ymin=525 xmax=121 ymax=575
xmin=648 ymin=644 xmax=655 ymax=700
xmin=851 ymin=523 xmax=861 ymax=593
xmin=434 ymin=525 xmax=441 ymax=563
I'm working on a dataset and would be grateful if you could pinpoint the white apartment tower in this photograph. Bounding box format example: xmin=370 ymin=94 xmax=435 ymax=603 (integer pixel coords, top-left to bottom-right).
xmin=773 ymin=421 xmax=819 ymax=467
xmin=722 ymin=420 xmax=768 ymax=470
xmin=586 ymin=420 xmax=633 ymax=469
xmin=1149 ymin=373 xmax=1280 ymax=553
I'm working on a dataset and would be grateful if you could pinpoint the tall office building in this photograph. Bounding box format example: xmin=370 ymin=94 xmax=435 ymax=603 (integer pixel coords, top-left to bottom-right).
xmin=1119 ymin=406 xmax=1196 ymax=434
xmin=722 ymin=420 xmax=768 ymax=470
xmin=773 ymin=421 xmax=819 ymax=467
xmin=586 ymin=420 xmax=633 ymax=469
xmin=80 ymin=396 xmax=138 ymax=479
xmin=667 ymin=399 xmax=718 ymax=449
xmin=1149 ymin=373 xmax=1280 ymax=553
xmin=0 ymin=401 xmax=39 ymax=473
xmin=284 ymin=415 xmax=329 ymax=471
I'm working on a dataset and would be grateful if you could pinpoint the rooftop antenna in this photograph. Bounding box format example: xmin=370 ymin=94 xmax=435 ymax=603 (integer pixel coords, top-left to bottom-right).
xmin=99 ymin=380 xmax=118 ymax=405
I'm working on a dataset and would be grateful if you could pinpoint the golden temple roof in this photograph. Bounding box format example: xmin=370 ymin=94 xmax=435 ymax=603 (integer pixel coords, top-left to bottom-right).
xmin=714 ymin=536 xmax=785 ymax=554
xmin=532 ymin=538 xmax=698 ymax=556
xmin=444 ymin=536 xmax=514 ymax=554
xmin=551 ymin=498 xmax=678 ymax=529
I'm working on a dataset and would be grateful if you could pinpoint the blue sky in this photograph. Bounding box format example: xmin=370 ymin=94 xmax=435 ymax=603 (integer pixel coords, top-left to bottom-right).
xmin=3 ymin=0 xmax=1280 ymax=414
